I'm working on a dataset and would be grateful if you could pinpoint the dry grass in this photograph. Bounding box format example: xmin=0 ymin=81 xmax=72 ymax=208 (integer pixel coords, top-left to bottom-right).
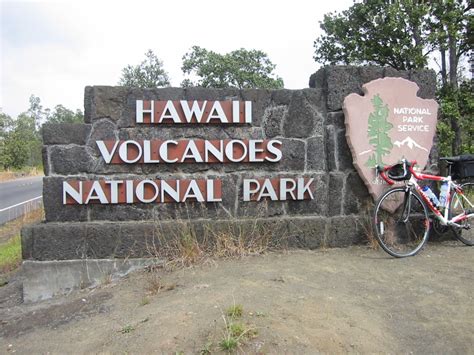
xmin=147 ymin=215 xmax=278 ymax=270
xmin=357 ymin=202 xmax=379 ymax=250
xmin=0 ymin=207 xmax=44 ymax=274
xmin=0 ymin=167 xmax=43 ymax=182
xmin=0 ymin=207 xmax=44 ymax=244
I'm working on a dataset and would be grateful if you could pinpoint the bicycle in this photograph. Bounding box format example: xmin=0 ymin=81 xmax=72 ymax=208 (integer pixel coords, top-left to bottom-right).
xmin=373 ymin=156 xmax=474 ymax=258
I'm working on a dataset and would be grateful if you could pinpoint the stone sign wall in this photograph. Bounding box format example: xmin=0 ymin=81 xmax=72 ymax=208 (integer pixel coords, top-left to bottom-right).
xmin=23 ymin=66 xmax=437 ymax=263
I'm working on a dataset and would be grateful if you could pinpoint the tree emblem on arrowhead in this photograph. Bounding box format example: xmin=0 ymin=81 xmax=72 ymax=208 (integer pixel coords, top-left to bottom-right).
xmin=365 ymin=94 xmax=393 ymax=168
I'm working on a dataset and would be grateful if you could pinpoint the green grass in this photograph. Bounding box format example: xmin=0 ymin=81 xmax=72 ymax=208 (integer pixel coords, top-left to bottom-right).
xmin=0 ymin=235 xmax=22 ymax=273
xmin=225 ymin=304 xmax=243 ymax=319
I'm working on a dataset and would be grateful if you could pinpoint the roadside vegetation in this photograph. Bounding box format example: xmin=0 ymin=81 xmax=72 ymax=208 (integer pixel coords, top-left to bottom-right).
xmin=0 ymin=208 xmax=44 ymax=276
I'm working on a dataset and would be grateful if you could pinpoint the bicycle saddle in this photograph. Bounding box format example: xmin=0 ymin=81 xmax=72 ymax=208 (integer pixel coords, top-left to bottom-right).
xmin=440 ymin=154 xmax=474 ymax=163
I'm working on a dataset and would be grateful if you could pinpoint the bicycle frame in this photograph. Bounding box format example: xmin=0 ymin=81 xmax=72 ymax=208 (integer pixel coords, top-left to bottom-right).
xmin=378 ymin=160 xmax=474 ymax=229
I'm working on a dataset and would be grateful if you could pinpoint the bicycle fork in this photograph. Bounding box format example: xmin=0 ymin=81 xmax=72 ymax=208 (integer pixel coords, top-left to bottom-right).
xmin=398 ymin=188 xmax=412 ymax=223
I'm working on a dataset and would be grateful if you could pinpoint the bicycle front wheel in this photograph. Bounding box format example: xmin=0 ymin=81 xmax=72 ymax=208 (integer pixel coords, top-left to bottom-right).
xmin=374 ymin=187 xmax=430 ymax=257
xmin=450 ymin=182 xmax=474 ymax=245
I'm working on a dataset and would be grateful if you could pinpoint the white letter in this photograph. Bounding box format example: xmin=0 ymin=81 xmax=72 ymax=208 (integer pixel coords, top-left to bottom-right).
xmin=126 ymin=180 xmax=134 ymax=203
xmin=225 ymin=140 xmax=247 ymax=162
xmin=119 ymin=140 xmax=142 ymax=163
xmin=161 ymin=180 xmax=180 ymax=202
xmin=181 ymin=140 xmax=203 ymax=163
xmin=280 ymin=178 xmax=297 ymax=201
xmin=245 ymin=101 xmax=252 ymax=123
xmin=207 ymin=180 xmax=222 ymax=202
xmin=266 ymin=140 xmax=282 ymax=162
xmin=143 ymin=140 xmax=160 ymax=163
xmin=248 ymin=140 xmax=264 ymax=162
xmin=136 ymin=180 xmax=159 ymax=203
xmin=183 ymin=180 xmax=204 ymax=202
xmin=297 ymin=178 xmax=314 ymax=200
xmin=159 ymin=140 xmax=179 ymax=163
xmin=243 ymin=179 xmax=260 ymax=201
xmin=136 ymin=100 xmax=154 ymax=123
xmin=159 ymin=101 xmax=180 ymax=123
xmin=204 ymin=140 xmax=224 ymax=162
xmin=257 ymin=179 xmax=278 ymax=201
xmin=232 ymin=101 xmax=240 ymax=123
xmin=86 ymin=181 xmax=109 ymax=204
xmin=180 ymin=100 xmax=207 ymax=123
xmin=206 ymin=101 xmax=228 ymax=123
xmin=96 ymin=140 xmax=119 ymax=164
xmin=63 ymin=181 xmax=82 ymax=204
xmin=105 ymin=180 xmax=122 ymax=204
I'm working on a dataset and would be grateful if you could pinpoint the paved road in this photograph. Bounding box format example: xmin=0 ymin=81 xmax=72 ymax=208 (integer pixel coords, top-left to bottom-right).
xmin=0 ymin=176 xmax=43 ymax=225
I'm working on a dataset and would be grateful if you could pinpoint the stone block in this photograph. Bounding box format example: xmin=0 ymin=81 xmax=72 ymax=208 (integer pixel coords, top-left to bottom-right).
xmin=336 ymin=129 xmax=354 ymax=171
xmin=263 ymin=105 xmax=288 ymax=138
xmin=383 ymin=67 xmax=409 ymax=79
xmin=308 ymin=69 xmax=325 ymax=90
xmin=343 ymin=172 xmax=371 ymax=215
xmin=302 ymin=88 xmax=326 ymax=116
xmin=326 ymin=125 xmax=337 ymax=171
xmin=88 ymin=204 xmax=155 ymax=222
xmin=42 ymin=123 xmax=91 ymax=145
xmin=84 ymin=222 xmax=122 ymax=258
xmin=271 ymin=89 xmax=293 ymax=105
xmin=43 ymin=177 xmax=88 ymax=222
xmin=286 ymin=217 xmax=327 ymax=249
xmin=326 ymin=125 xmax=353 ymax=172
xmin=22 ymin=223 xmax=87 ymax=260
xmin=49 ymin=145 xmax=94 ymax=175
xmin=306 ymin=136 xmax=326 ymax=171
xmin=287 ymin=173 xmax=328 ymax=216
xmin=42 ymin=147 xmax=50 ymax=176
xmin=86 ymin=86 xmax=129 ymax=123
xmin=409 ymin=69 xmax=437 ymax=99
xmin=325 ymin=216 xmax=365 ymax=247
xmin=278 ymin=138 xmax=306 ymax=172
xmin=283 ymin=91 xmax=316 ymax=138
xmin=327 ymin=111 xmax=345 ymax=130
xmin=240 ymin=89 xmax=272 ymax=126
xmin=319 ymin=66 xmax=388 ymax=111
xmin=184 ymin=87 xmax=240 ymax=101
xmin=328 ymin=173 xmax=344 ymax=216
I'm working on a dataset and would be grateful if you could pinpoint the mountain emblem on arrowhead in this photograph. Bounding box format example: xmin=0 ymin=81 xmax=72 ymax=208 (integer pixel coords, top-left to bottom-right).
xmin=343 ymin=77 xmax=439 ymax=201
xmin=393 ymin=137 xmax=428 ymax=152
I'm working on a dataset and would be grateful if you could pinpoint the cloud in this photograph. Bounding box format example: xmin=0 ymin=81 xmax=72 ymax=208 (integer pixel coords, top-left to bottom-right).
xmin=1 ymin=1 xmax=77 ymax=48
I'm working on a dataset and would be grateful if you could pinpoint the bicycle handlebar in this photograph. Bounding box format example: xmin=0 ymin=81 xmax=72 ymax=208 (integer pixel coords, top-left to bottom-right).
xmin=376 ymin=159 xmax=417 ymax=185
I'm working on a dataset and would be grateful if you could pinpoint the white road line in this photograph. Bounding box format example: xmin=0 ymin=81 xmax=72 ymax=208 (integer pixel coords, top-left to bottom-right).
xmin=0 ymin=196 xmax=43 ymax=212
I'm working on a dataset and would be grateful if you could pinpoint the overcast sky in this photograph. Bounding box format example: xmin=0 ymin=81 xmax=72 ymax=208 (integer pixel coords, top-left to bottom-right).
xmin=1 ymin=0 xmax=355 ymax=117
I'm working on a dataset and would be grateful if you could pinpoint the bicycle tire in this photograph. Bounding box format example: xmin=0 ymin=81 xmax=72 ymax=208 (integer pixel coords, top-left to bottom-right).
xmin=373 ymin=187 xmax=430 ymax=257
xmin=449 ymin=182 xmax=474 ymax=246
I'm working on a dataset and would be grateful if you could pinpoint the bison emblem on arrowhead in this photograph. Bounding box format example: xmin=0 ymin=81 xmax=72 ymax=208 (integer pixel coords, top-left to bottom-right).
xmin=343 ymin=77 xmax=439 ymax=201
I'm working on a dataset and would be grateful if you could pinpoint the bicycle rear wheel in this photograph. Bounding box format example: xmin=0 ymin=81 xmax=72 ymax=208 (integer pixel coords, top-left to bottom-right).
xmin=450 ymin=182 xmax=474 ymax=245
xmin=373 ymin=187 xmax=430 ymax=257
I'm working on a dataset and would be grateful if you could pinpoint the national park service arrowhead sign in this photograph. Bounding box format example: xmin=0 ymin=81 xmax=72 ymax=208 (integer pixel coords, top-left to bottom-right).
xmin=343 ymin=77 xmax=439 ymax=200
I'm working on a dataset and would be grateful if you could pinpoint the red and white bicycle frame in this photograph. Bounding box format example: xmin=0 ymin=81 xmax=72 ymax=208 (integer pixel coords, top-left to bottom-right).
xmin=379 ymin=160 xmax=474 ymax=228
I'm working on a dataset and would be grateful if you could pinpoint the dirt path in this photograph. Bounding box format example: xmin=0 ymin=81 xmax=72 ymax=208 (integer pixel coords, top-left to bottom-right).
xmin=1 ymin=242 xmax=473 ymax=353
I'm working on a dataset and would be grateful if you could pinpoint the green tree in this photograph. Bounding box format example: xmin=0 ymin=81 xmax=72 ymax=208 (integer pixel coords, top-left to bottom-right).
xmin=314 ymin=0 xmax=473 ymax=156
xmin=46 ymin=105 xmax=83 ymax=124
xmin=1 ymin=113 xmax=38 ymax=169
xmin=366 ymin=95 xmax=393 ymax=168
xmin=118 ymin=50 xmax=170 ymax=88
xmin=313 ymin=0 xmax=431 ymax=70
xmin=0 ymin=111 xmax=14 ymax=168
xmin=181 ymin=46 xmax=284 ymax=89
xmin=437 ymin=80 xmax=474 ymax=156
